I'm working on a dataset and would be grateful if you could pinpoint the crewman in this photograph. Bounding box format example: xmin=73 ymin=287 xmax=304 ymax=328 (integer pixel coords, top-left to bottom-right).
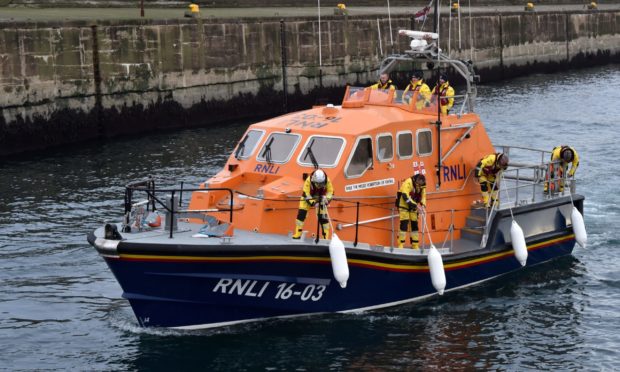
xmin=370 ymin=72 xmax=396 ymax=90
xmin=544 ymin=145 xmax=579 ymax=194
xmin=431 ymin=73 xmax=455 ymax=114
xmin=475 ymin=153 xmax=509 ymax=208
xmin=403 ymin=71 xmax=431 ymax=109
xmin=396 ymin=173 xmax=427 ymax=249
xmin=292 ymin=169 xmax=334 ymax=240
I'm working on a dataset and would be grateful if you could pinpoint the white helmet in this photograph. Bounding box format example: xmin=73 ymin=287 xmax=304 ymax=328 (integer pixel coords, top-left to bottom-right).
xmin=311 ymin=169 xmax=326 ymax=185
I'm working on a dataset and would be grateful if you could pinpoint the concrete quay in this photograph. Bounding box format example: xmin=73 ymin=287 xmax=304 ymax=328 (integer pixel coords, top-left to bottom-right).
xmin=0 ymin=6 xmax=619 ymax=156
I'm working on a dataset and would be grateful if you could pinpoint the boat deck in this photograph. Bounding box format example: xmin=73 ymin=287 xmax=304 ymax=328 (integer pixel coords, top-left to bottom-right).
xmin=93 ymin=174 xmax=578 ymax=258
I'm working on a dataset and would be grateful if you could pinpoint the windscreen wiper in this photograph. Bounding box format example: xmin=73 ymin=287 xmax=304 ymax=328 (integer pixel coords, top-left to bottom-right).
xmin=304 ymin=139 xmax=320 ymax=169
xmin=234 ymin=134 xmax=249 ymax=160
xmin=261 ymin=137 xmax=274 ymax=164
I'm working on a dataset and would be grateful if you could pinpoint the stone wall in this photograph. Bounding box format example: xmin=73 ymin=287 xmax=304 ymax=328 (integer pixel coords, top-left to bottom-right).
xmin=0 ymin=10 xmax=619 ymax=156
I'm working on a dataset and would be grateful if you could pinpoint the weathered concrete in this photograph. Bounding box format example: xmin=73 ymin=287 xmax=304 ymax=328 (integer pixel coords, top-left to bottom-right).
xmin=5 ymin=1 xmax=620 ymax=7
xmin=0 ymin=10 xmax=619 ymax=156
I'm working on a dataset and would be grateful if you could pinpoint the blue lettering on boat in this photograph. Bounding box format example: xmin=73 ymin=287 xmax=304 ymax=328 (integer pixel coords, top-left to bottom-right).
xmin=443 ymin=164 xmax=466 ymax=182
xmin=254 ymin=164 xmax=281 ymax=174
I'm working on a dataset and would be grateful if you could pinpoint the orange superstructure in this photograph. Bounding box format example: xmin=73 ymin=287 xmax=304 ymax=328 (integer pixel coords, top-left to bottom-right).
xmin=188 ymin=87 xmax=495 ymax=247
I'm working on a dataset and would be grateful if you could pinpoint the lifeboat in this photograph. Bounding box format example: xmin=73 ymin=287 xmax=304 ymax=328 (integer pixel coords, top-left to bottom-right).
xmin=87 ymin=32 xmax=585 ymax=329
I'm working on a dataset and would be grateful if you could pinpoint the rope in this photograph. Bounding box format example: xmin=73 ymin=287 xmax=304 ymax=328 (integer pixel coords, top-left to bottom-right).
xmin=419 ymin=206 xmax=435 ymax=247
xmin=500 ymin=173 xmax=515 ymax=220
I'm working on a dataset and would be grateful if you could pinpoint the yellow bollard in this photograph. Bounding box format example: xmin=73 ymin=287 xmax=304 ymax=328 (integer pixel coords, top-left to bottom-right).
xmin=185 ymin=3 xmax=200 ymax=18
xmin=334 ymin=3 xmax=348 ymax=16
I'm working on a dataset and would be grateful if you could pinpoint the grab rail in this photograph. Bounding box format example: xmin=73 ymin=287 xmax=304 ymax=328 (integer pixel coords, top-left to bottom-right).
xmin=123 ymin=178 xmax=234 ymax=239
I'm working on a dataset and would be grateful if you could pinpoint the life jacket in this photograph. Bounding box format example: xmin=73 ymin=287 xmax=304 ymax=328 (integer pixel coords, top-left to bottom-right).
xmin=310 ymin=181 xmax=328 ymax=197
xmin=407 ymin=81 xmax=422 ymax=92
xmin=476 ymin=153 xmax=503 ymax=176
xmin=395 ymin=178 xmax=424 ymax=207
xmin=408 ymin=178 xmax=424 ymax=204
xmin=434 ymin=83 xmax=450 ymax=106
xmin=377 ymin=79 xmax=393 ymax=89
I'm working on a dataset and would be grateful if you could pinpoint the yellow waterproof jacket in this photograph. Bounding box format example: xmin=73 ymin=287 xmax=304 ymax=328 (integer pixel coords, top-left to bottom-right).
xmin=398 ymin=177 xmax=426 ymax=210
xmin=432 ymin=82 xmax=455 ymax=113
xmin=404 ymin=81 xmax=431 ymax=107
xmin=476 ymin=153 xmax=504 ymax=179
xmin=551 ymin=146 xmax=579 ymax=177
xmin=301 ymin=176 xmax=334 ymax=203
xmin=370 ymin=79 xmax=396 ymax=90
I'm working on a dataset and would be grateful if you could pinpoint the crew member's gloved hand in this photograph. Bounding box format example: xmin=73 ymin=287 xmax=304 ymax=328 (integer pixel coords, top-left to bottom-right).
xmin=407 ymin=199 xmax=416 ymax=210
xmin=306 ymin=197 xmax=316 ymax=206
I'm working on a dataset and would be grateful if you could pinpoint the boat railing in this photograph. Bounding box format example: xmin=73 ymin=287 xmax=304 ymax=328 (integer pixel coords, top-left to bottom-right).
xmin=478 ymin=145 xmax=579 ymax=246
xmin=123 ymin=178 xmax=234 ymax=239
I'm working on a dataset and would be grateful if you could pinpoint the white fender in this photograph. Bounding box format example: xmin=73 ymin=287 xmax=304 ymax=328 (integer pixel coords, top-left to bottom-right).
xmin=571 ymin=207 xmax=587 ymax=248
xmin=510 ymin=220 xmax=528 ymax=266
xmin=398 ymin=30 xmax=439 ymax=40
xmin=329 ymin=233 xmax=349 ymax=288
xmin=427 ymin=245 xmax=446 ymax=295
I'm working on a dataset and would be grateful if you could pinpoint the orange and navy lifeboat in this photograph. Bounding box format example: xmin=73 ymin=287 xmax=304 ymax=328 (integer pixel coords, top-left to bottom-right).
xmin=88 ymin=41 xmax=585 ymax=329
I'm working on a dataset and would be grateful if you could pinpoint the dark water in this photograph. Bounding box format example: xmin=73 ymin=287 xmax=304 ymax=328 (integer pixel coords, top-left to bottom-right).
xmin=1 ymin=65 xmax=619 ymax=370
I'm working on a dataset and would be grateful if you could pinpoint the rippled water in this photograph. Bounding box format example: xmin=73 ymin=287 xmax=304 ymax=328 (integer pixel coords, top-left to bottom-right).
xmin=1 ymin=65 xmax=619 ymax=370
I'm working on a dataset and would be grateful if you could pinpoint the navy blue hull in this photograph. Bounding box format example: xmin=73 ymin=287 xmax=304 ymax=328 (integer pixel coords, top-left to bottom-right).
xmin=103 ymin=235 xmax=575 ymax=328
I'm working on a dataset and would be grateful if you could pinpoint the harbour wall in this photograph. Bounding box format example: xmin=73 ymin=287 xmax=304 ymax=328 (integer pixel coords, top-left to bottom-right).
xmin=1 ymin=10 xmax=619 ymax=156
xmin=4 ymin=1 xmax=603 ymax=7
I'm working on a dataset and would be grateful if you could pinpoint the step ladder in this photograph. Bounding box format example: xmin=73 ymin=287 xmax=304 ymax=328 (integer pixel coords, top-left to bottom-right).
xmin=461 ymin=205 xmax=487 ymax=242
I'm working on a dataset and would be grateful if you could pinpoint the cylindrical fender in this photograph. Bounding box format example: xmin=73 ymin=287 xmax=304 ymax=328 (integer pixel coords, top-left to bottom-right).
xmin=571 ymin=207 xmax=587 ymax=248
xmin=329 ymin=233 xmax=349 ymax=288
xmin=427 ymin=245 xmax=446 ymax=295
xmin=510 ymin=220 xmax=528 ymax=266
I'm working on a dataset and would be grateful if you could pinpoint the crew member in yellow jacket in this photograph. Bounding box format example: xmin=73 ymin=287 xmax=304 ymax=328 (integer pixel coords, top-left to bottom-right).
xmin=431 ymin=74 xmax=455 ymax=114
xmin=475 ymin=153 xmax=509 ymax=208
xmin=403 ymin=71 xmax=431 ymax=109
xmin=370 ymin=72 xmax=396 ymax=90
xmin=292 ymin=169 xmax=334 ymax=239
xmin=397 ymin=173 xmax=426 ymax=249
xmin=544 ymin=145 xmax=579 ymax=193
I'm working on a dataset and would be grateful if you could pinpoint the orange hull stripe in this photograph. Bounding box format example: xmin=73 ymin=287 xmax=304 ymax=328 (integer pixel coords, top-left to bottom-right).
xmin=117 ymin=234 xmax=574 ymax=272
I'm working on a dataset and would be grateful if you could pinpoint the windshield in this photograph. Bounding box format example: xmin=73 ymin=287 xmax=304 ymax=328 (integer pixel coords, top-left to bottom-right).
xmin=298 ymin=136 xmax=345 ymax=168
xmin=256 ymin=132 xmax=301 ymax=164
xmin=346 ymin=137 xmax=374 ymax=178
xmin=234 ymin=129 xmax=264 ymax=160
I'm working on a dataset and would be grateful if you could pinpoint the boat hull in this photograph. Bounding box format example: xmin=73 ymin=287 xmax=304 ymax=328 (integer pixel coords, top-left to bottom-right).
xmin=99 ymin=232 xmax=575 ymax=329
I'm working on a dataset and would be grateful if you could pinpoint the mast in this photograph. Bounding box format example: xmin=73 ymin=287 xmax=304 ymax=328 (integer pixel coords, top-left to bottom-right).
xmin=433 ymin=0 xmax=442 ymax=189
xmin=433 ymin=0 xmax=439 ymax=33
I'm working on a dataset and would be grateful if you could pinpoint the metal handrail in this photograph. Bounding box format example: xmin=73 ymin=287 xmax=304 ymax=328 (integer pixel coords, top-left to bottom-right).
xmin=477 ymin=145 xmax=579 ymax=247
xmin=123 ymin=179 xmax=235 ymax=239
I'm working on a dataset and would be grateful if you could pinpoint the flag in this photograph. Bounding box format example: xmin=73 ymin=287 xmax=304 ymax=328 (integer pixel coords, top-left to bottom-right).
xmin=414 ymin=0 xmax=433 ymax=22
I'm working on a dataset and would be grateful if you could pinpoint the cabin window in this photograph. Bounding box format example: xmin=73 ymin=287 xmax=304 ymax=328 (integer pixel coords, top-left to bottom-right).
xmin=417 ymin=129 xmax=433 ymax=156
xmin=397 ymin=131 xmax=413 ymax=159
xmin=298 ymin=136 xmax=345 ymax=168
xmin=234 ymin=129 xmax=264 ymax=160
xmin=345 ymin=136 xmax=373 ymax=178
xmin=377 ymin=134 xmax=393 ymax=162
xmin=256 ymin=132 xmax=301 ymax=164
